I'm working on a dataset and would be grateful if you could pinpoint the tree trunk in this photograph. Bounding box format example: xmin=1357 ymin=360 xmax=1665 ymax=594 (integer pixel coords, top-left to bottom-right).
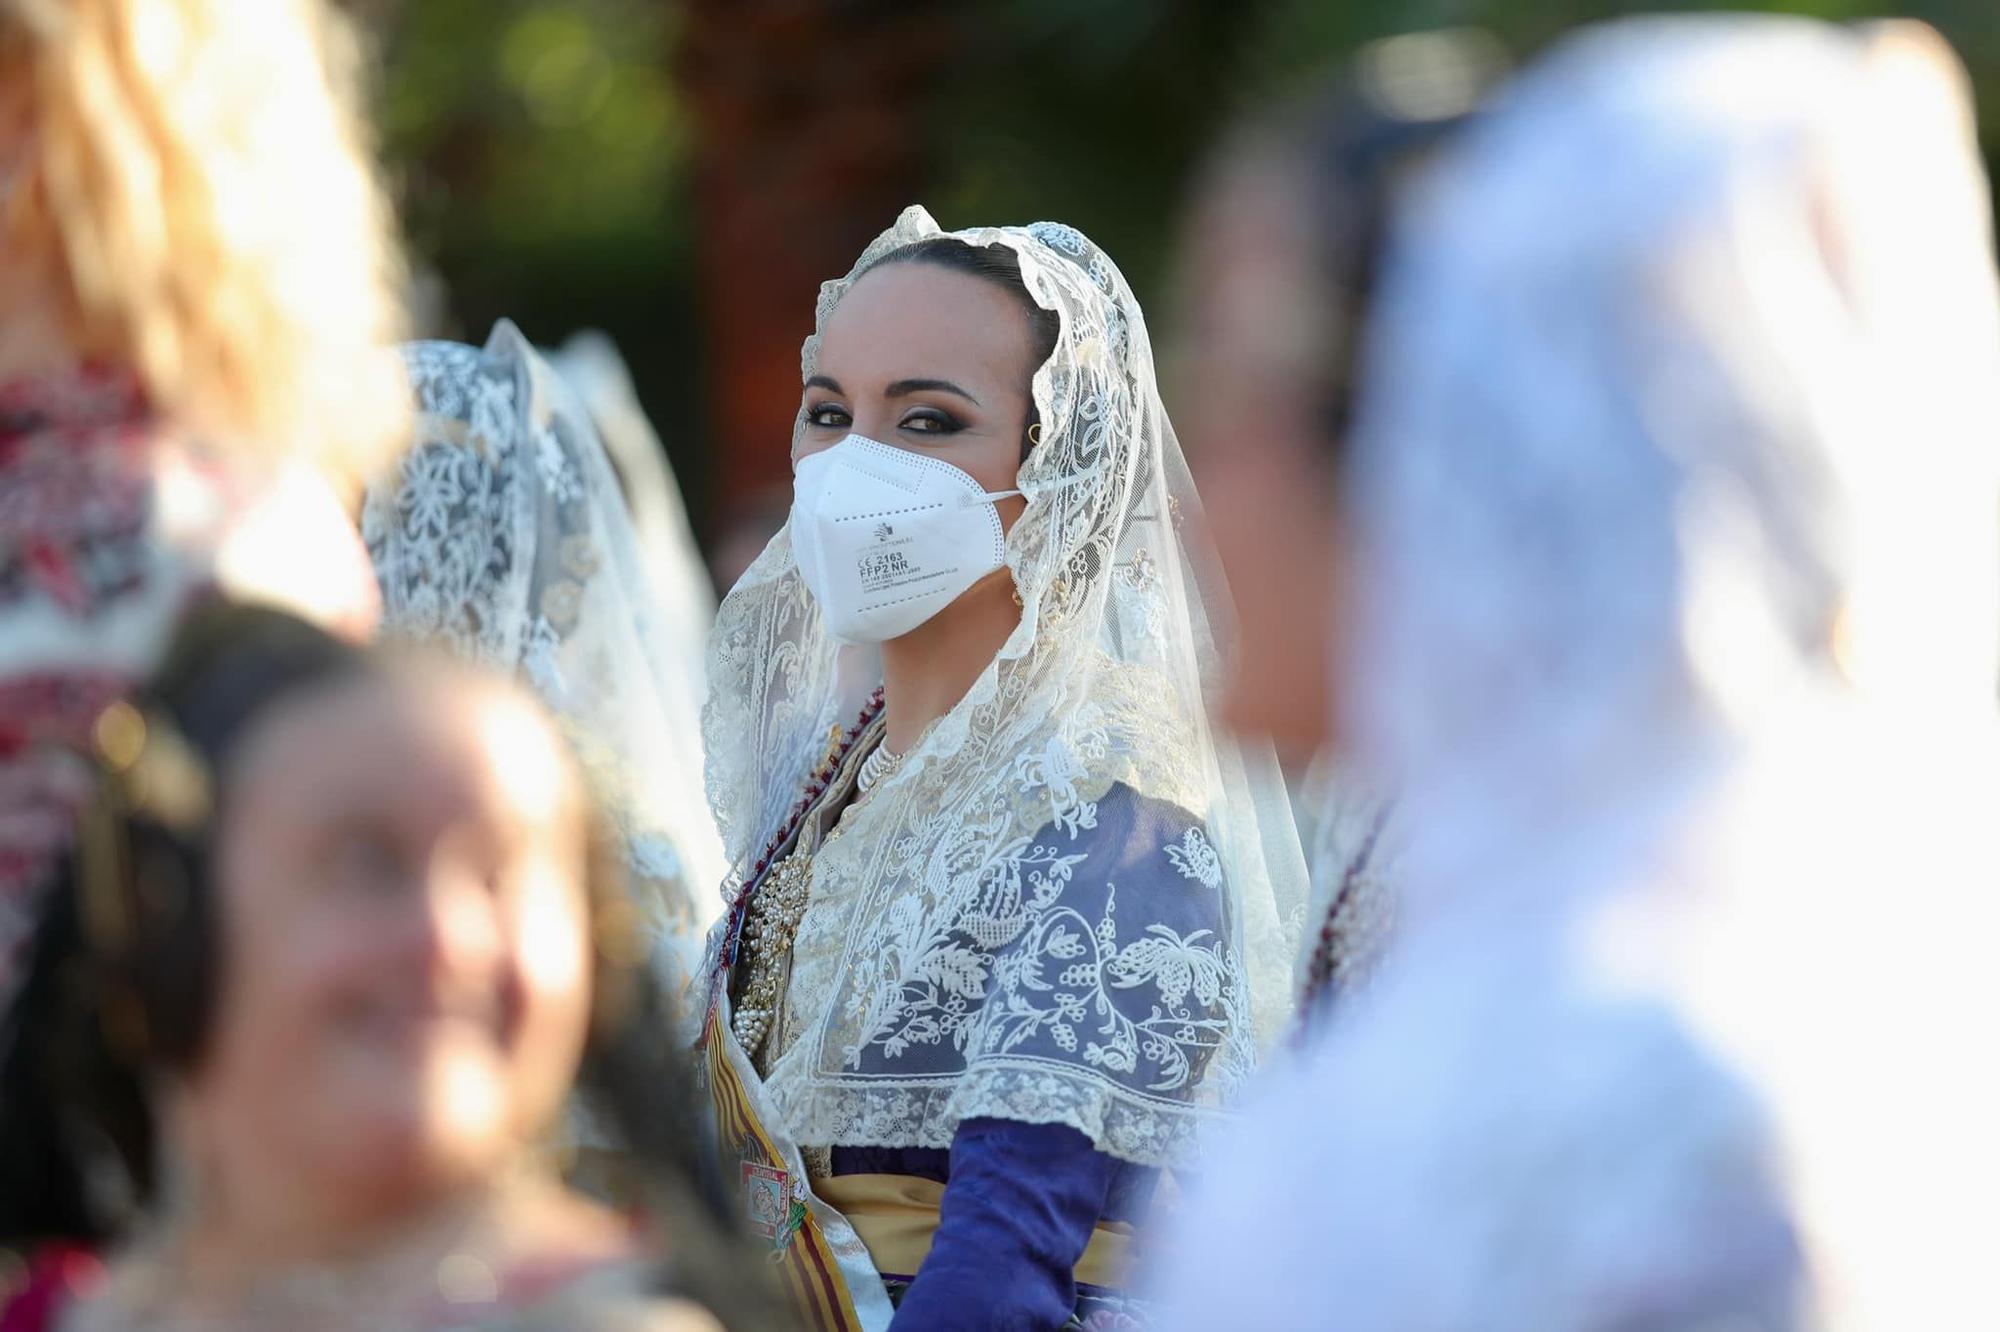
xmin=679 ymin=0 xmax=961 ymax=532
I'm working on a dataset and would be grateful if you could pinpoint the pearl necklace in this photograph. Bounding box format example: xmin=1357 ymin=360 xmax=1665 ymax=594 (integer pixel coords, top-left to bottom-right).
xmin=856 ymin=741 xmax=903 ymax=795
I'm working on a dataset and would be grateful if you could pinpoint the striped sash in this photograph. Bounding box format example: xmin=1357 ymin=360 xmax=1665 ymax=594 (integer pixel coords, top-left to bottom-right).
xmin=702 ymin=1000 xmax=892 ymax=1332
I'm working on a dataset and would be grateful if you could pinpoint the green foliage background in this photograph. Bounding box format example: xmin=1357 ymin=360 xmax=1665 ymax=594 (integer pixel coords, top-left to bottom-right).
xmin=370 ymin=1 xmax=2000 ymax=535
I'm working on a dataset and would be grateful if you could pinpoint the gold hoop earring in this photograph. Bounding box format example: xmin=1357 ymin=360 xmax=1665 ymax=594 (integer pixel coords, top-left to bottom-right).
xmin=1027 ymin=422 xmax=1044 ymax=449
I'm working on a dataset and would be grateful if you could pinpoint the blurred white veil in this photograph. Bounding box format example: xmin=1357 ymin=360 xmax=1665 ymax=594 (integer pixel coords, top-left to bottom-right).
xmin=1156 ymin=16 xmax=2000 ymax=1329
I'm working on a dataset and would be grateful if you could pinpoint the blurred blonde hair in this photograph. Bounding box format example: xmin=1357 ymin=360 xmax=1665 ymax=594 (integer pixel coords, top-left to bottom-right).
xmin=1 ymin=0 xmax=409 ymax=491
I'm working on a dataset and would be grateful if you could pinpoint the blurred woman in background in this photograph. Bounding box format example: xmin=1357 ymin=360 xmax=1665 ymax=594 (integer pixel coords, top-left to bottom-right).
xmin=0 ymin=0 xmax=409 ymax=991
xmin=1155 ymin=16 xmax=2000 ymax=1329
xmin=1171 ymin=29 xmax=1500 ymax=1030
xmin=698 ymin=207 xmax=1305 ymax=1328
xmin=0 ymin=604 xmax=777 ymax=1330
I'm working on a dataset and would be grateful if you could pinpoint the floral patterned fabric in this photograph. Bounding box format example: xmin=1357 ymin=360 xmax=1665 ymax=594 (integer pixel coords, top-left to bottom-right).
xmin=0 ymin=368 xmax=375 ymax=999
xmin=818 ymin=783 xmax=1235 ymax=1124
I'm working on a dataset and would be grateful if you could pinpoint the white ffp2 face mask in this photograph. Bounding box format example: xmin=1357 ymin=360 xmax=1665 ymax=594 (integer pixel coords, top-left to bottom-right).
xmin=790 ymin=434 xmax=1022 ymax=644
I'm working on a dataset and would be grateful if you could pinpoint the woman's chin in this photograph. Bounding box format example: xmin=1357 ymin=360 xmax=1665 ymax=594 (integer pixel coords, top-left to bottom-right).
xmin=311 ymin=1056 xmax=517 ymax=1208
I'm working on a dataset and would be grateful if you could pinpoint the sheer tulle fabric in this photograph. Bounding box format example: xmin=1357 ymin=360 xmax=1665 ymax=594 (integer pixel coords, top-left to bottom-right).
xmin=703 ymin=208 xmax=1307 ymax=1166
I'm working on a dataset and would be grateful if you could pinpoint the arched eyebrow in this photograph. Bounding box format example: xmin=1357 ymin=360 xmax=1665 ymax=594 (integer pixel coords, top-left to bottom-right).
xmin=804 ymin=374 xmax=982 ymax=407
xmin=886 ymin=378 xmax=980 ymax=406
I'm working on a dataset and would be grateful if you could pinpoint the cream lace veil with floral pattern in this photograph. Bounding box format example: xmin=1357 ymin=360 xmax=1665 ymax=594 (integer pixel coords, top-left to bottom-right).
xmin=364 ymin=320 xmax=726 ymax=984
xmin=703 ymin=208 xmax=1307 ymax=1166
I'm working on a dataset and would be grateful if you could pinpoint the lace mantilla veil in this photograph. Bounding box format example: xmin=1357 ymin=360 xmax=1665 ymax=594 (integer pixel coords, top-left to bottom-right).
xmin=364 ymin=321 xmax=727 ymax=986
xmin=702 ymin=208 xmax=1308 ymax=1168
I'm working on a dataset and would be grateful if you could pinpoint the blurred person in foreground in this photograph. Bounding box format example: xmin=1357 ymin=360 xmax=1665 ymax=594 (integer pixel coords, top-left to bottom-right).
xmin=1171 ymin=29 xmax=1501 ymax=1030
xmin=366 ymin=323 xmax=726 ymax=1002
xmin=0 ymin=0 xmax=409 ymax=990
xmin=1154 ymin=16 xmax=2000 ymax=1330
xmin=0 ymin=604 xmax=782 ymax=1330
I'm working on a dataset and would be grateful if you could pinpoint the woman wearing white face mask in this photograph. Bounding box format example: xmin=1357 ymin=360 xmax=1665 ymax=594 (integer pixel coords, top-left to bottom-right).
xmin=697 ymin=208 xmax=1306 ymax=1329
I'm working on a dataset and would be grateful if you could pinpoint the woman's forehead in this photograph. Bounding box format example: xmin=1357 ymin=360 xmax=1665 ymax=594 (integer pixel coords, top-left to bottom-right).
xmin=230 ymin=669 xmax=583 ymax=831
xmin=816 ymin=263 xmax=1034 ymax=386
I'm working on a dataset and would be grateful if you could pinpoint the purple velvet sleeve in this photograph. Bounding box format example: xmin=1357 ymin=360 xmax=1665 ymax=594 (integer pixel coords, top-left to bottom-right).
xmin=886 ymin=1118 xmax=1118 ymax=1331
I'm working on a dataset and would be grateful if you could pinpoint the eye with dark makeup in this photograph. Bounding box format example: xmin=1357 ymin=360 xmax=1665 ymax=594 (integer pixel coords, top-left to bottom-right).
xmin=803 ymin=401 xmax=851 ymax=430
xmin=800 ymin=401 xmax=965 ymax=436
xmin=800 ymin=373 xmax=981 ymax=441
xmin=898 ymin=407 xmax=964 ymax=435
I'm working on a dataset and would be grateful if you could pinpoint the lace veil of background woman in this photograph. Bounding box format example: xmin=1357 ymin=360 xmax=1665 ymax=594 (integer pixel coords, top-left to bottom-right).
xmin=365 ymin=321 xmax=727 ymax=990
xmin=698 ymin=207 xmax=1307 ymax=1328
xmin=1154 ymin=17 xmax=2000 ymax=1330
